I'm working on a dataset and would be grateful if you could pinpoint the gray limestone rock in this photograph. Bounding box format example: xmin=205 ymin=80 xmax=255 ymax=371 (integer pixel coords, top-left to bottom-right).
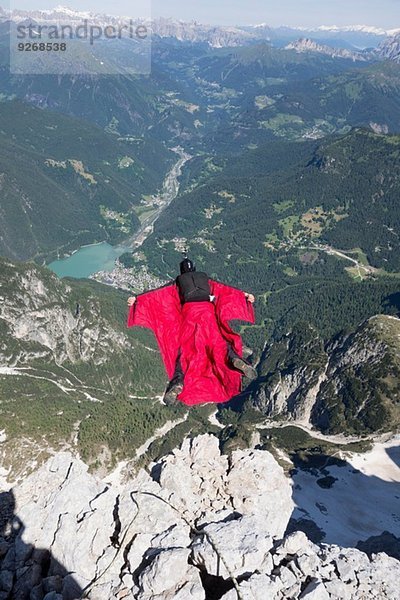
xmin=191 ymin=514 xmax=274 ymax=578
xmin=299 ymin=578 xmax=330 ymax=599
xmin=1 ymin=434 xmax=399 ymax=600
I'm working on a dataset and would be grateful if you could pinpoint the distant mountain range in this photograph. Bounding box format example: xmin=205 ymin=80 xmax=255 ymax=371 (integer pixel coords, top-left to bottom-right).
xmin=1 ymin=5 xmax=399 ymax=50
xmin=285 ymin=38 xmax=372 ymax=61
xmin=286 ymin=34 xmax=400 ymax=64
xmin=379 ymin=33 xmax=400 ymax=63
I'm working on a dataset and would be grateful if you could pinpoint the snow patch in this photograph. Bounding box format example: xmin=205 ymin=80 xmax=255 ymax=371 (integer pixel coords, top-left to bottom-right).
xmin=291 ymin=437 xmax=400 ymax=547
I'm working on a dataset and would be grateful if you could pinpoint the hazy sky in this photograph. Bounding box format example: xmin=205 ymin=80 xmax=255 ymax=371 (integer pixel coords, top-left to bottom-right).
xmin=9 ymin=0 xmax=400 ymax=28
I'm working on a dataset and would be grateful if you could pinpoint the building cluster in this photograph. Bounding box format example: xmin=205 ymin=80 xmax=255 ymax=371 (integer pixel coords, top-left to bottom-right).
xmin=90 ymin=261 xmax=166 ymax=293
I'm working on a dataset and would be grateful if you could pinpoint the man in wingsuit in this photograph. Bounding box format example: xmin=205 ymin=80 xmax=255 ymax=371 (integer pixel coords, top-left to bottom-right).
xmin=127 ymin=258 xmax=256 ymax=406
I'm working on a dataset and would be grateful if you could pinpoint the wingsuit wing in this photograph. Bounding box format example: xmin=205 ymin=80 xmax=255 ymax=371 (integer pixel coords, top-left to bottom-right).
xmin=127 ymin=284 xmax=181 ymax=379
xmin=210 ymin=280 xmax=255 ymax=356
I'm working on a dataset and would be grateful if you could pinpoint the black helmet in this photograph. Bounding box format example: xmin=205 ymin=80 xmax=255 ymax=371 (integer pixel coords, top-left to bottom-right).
xmin=179 ymin=258 xmax=195 ymax=274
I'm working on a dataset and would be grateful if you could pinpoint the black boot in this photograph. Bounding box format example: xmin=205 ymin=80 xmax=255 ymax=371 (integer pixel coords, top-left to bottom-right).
xmin=227 ymin=342 xmax=257 ymax=380
xmin=163 ymin=377 xmax=184 ymax=406
xmin=231 ymin=356 xmax=257 ymax=380
xmin=164 ymin=351 xmax=184 ymax=406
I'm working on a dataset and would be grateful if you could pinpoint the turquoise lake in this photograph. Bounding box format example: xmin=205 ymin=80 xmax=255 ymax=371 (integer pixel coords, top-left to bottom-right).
xmin=48 ymin=241 xmax=130 ymax=278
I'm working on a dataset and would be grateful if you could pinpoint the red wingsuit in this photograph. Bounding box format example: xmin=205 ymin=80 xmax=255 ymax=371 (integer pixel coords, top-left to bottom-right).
xmin=127 ymin=280 xmax=255 ymax=406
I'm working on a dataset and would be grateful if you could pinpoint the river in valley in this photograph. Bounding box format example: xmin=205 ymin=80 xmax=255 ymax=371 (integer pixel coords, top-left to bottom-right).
xmin=48 ymin=147 xmax=191 ymax=279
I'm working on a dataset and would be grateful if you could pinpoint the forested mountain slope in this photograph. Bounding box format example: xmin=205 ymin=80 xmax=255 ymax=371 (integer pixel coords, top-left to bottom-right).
xmin=0 ymin=101 xmax=174 ymax=262
xmin=252 ymin=315 xmax=400 ymax=434
xmin=129 ymin=129 xmax=400 ymax=349
xmin=141 ymin=129 xmax=400 ymax=279
xmin=150 ymin=44 xmax=400 ymax=151
xmin=2 ymin=38 xmax=400 ymax=157
xmin=0 ymin=255 xmax=178 ymax=473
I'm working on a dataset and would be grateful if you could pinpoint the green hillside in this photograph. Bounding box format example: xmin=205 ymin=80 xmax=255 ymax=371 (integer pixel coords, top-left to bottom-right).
xmin=0 ymin=100 xmax=174 ymax=262
xmin=0 ymin=256 xmax=167 ymax=471
xmin=0 ymin=39 xmax=209 ymax=146
xmin=141 ymin=129 xmax=400 ymax=275
xmin=206 ymin=60 xmax=400 ymax=150
xmin=126 ymin=129 xmax=400 ymax=348
xmin=251 ymin=315 xmax=400 ymax=435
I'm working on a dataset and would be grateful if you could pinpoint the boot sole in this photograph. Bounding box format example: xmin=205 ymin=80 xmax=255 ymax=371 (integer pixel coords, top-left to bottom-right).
xmin=163 ymin=384 xmax=184 ymax=406
xmin=232 ymin=357 xmax=257 ymax=380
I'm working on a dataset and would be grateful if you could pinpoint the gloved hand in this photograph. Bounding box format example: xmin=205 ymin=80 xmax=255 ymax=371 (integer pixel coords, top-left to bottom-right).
xmin=244 ymin=293 xmax=255 ymax=303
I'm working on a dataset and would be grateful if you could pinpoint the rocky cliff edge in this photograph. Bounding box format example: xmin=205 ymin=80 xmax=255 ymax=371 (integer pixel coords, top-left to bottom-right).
xmin=0 ymin=434 xmax=399 ymax=600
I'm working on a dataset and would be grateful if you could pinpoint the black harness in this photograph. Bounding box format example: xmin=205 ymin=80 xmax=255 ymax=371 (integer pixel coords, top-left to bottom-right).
xmin=176 ymin=271 xmax=211 ymax=304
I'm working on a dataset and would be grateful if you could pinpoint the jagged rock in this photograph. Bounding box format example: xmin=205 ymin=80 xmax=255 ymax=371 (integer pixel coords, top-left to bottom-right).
xmin=0 ymin=262 xmax=130 ymax=367
xmin=276 ymin=531 xmax=317 ymax=556
xmin=191 ymin=514 xmax=273 ymax=578
xmin=285 ymin=37 xmax=370 ymax=61
xmin=369 ymin=553 xmax=400 ymax=599
xmin=2 ymin=434 xmax=293 ymax=599
xmin=1 ymin=434 xmax=400 ymax=600
xmin=378 ymin=33 xmax=400 ymax=63
xmin=278 ymin=564 xmax=298 ymax=589
xmin=299 ymin=579 xmax=330 ymax=599
xmin=335 ymin=556 xmax=356 ymax=582
xmin=153 ymin=434 xmax=293 ymax=532
xmin=219 ymin=529 xmax=400 ymax=600
xmin=287 ymin=558 xmax=303 ymax=580
xmin=149 ymin=523 xmax=190 ymax=549
xmin=324 ymin=580 xmax=355 ymax=598
xmin=15 ymin=453 xmax=113 ymax=585
xmin=137 ymin=548 xmax=204 ymax=600
xmin=225 ymin=447 xmax=293 ymax=535
xmin=118 ymin=476 xmax=191 ymax=578
xmin=296 ymin=553 xmax=321 ymax=577
xmin=155 ymin=434 xmax=230 ymax=522
xmin=220 ymin=574 xmax=284 ymax=599
xmin=251 ymin=323 xmax=328 ymax=423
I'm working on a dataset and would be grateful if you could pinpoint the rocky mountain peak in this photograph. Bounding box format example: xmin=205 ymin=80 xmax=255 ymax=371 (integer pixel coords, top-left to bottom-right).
xmin=285 ymin=37 xmax=370 ymax=61
xmin=378 ymin=33 xmax=400 ymax=63
xmin=252 ymin=315 xmax=400 ymax=434
xmin=0 ymin=258 xmax=126 ymax=366
xmin=1 ymin=433 xmax=399 ymax=599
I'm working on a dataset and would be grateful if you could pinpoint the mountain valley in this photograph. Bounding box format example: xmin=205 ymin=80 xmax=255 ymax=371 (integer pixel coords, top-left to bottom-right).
xmin=0 ymin=9 xmax=399 ymax=598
